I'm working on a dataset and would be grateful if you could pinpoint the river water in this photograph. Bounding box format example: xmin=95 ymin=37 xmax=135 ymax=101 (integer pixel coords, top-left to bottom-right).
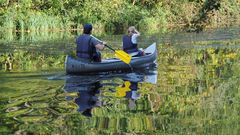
xmin=0 ymin=27 xmax=240 ymax=134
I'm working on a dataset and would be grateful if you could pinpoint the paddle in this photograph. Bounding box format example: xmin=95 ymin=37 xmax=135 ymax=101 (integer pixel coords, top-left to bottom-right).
xmin=91 ymin=36 xmax=132 ymax=64
xmin=104 ymin=44 xmax=132 ymax=64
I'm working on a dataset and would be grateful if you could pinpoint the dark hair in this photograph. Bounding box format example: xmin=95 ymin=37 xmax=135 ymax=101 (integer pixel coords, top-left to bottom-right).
xmin=83 ymin=24 xmax=92 ymax=34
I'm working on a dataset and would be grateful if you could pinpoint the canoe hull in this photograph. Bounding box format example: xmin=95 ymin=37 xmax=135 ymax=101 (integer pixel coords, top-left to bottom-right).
xmin=65 ymin=43 xmax=157 ymax=74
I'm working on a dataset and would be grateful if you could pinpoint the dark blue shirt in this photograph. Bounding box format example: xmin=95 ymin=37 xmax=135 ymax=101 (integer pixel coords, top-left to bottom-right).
xmin=76 ymin=34 xmax=101 ymax=60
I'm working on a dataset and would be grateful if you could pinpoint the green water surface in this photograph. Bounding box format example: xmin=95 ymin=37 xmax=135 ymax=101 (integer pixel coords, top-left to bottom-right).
xmin=0 ymin=28 xmax=240 ymax=134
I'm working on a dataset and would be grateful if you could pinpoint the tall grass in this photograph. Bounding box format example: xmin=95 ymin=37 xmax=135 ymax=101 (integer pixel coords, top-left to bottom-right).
xmin=1 ymin=7 xmax=65 ymax=32
xmin=0 ymin=0 xmax=240 ymax=36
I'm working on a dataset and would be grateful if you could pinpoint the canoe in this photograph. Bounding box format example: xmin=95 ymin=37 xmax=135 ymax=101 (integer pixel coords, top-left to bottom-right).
xmin=65 ymin=42 xmax=157 ymax=74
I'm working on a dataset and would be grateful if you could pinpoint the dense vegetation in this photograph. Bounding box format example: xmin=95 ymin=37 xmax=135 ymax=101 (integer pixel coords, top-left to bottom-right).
xmin=0 ymin=0 xmax=239 ymax=34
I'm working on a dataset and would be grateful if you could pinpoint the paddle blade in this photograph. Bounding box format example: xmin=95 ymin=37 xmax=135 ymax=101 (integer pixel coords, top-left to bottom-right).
xmin=115 ymin=50 xmax=132 ymax=64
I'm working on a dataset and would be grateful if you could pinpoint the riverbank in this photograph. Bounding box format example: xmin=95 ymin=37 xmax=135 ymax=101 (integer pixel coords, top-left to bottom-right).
xmin=0 ymin=0 xmax=239 ymax=34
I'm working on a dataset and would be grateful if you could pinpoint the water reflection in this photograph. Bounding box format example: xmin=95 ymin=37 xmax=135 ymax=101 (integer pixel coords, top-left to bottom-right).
xmin=74 ymin=81 xmax=101 ymax=117
xmin=115 ymin=80 xmax=140 ymax=110
xmin=63 ymin=70 xmax=157 ymax=117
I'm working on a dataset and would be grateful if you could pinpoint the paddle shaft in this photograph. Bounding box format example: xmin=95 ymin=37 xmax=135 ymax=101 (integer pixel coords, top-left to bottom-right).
xmin=90 ymin=35 xmax=118 ymax=52
xmin=90 ymin=35 xmax=131 ymax=64
xmin=104 ymin=44 xmax=115 ymax=52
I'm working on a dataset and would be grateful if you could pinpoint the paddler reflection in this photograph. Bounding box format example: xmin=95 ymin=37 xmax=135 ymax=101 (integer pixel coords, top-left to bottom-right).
xmin=115 ymin=80 xmax=140 ymax=110
xmin=64 ymin=78 xmax=141 ymax=116
xmin=63 ymin=70 xmax=157 ymax=117
xmin=74 ymin=81 xmax=102 ymax=117
xmin=63 ymin=76 xmax=102 ymax=117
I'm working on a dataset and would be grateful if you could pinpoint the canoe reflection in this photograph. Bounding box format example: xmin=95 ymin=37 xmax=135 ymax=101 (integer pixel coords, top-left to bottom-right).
xmin=63 ymin=71 xmax=157 ymax=117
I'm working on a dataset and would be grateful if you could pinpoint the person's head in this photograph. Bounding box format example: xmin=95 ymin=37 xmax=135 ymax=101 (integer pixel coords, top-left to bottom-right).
xmin=83 ymin=23 xmax=93 ymax=34
xmin=128 ymin=26 xmax=136 ymax=35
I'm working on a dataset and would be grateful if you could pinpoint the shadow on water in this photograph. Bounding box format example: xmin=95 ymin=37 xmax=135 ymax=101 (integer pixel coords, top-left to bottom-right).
xmin=62 ymin=69 xmax=157 ymax=117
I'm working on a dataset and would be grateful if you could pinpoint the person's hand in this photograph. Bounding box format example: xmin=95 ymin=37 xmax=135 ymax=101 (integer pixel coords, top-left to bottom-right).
xmin=102 ymin=41 xmax=107 ymax=45
xmin=133 ymin=28 xmax=140 ymax=35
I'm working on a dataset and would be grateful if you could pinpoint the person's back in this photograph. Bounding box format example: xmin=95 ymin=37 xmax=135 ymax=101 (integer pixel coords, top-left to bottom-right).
xmin=76 ymin=24 xmax=105 ymax=62
xmin=122 ymin=35 xmax=138 ymax=54
xmin=76 ymin=34 xmax=95 ymax=60
xmin=122 ymin=26 xmax=143 ymax=57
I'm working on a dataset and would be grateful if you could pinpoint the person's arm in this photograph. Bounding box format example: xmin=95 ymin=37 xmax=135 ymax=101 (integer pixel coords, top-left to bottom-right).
xmin=95 ymin=42 xmax=105 ymax=50
xmin=92 ymin=37 xmax=106 ymax=50
xmin=133 ymin=28 xmax=140 ymax=36
xmin=131 ymin=28 xmax=140 ymax=44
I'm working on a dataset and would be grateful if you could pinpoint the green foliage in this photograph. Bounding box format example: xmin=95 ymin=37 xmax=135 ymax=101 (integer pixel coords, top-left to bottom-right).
xmin=215 ymin=0 xmax=240 ymax=25
xmin=138 ymin=3 xmax=168 ymax=34
xmin=0 ymin=0 xmax=239 ymax=34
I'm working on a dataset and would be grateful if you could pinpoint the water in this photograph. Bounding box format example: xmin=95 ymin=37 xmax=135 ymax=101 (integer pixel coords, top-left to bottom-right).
xmin=1 ymin=27 xmax=240 ymax=134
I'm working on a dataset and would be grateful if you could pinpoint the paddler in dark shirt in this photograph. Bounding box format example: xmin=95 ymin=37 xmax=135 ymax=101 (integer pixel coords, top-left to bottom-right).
xmin=76 ymin=24 xmax=106 ymax=62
